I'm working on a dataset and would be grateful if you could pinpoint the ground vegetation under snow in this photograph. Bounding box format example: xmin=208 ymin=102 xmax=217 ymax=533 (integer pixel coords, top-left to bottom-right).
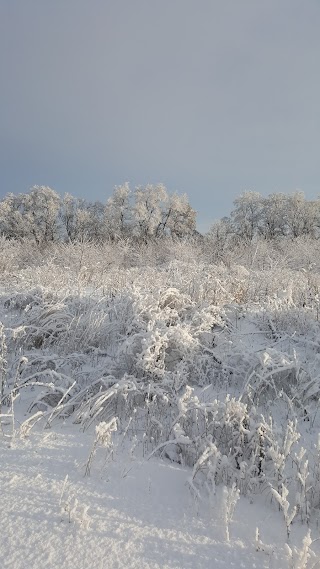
xmin=1 ymin=234 xmax=320 ymax=568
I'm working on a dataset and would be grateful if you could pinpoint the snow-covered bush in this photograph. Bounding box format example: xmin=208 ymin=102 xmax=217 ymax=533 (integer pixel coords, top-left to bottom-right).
xmin=2 ymin=237 xmax=320 ymax=532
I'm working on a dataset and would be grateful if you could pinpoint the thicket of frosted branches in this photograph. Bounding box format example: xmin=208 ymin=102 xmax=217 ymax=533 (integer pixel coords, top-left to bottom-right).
xmin=1 ymin=185 xmax=320 ymax=245
xmin=2 ymin=186 xmax=320 ymax=553
xmin=0 ymin=184 xmax=196 ymax=244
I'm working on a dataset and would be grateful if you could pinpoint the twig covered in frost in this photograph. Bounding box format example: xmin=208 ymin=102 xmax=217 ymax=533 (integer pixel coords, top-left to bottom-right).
xmin=19 ymin=411 xmax=44 ymax=437
xmin=270 ymin=483 xmax=297 ymax=541
xmin=0 ymin=323 xmax=7 ymax=403
xmin=84 ymin=417 xmax=117 ymax=476
xmin=220 ymin=483 xmax=240 ymax=542
xmin=59 ymin=475 xmax=69 ymax=505
xmin=44 ymin=380 xmax=76 ymax=428
xmin=293 ymin=447 xmax=311 ymax=525
xmin=269 ymin=419 xmax=300 ymax=493
xmin=285 ymin=530 xmax=319 ymax=569
xmin=188 ymin=440 xmax=221 ymax=499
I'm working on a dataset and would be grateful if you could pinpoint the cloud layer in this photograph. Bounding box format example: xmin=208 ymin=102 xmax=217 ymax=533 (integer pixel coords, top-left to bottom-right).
xmin=1 ymin=0 xmax=320 ymax=230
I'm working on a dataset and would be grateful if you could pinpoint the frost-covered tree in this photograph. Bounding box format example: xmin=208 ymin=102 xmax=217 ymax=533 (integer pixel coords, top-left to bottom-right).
xmin=104 ymin=183 xmax=132 ymax=240
xmin=0 ymin=184 xmax=197 ymax=245
xmin=133 ymin=184 xmax=168 ymax=240
xmin=86 ymin=201 xmax=106 ymax=242
xmin=133 ymin=184 xmax=196 ymax=241
xmin=165 ymin=193 xmax=196 ymax=238
xmin=285 ymin=192 xmax=317 ymax=238
xmin=230 ymin=191 xmax=263 ymax=241
xmin=0 ymin=186 xmax=60 ymax=245
xmin=260 ymin=193 xmax=287 ymax=239
xmin=60 ymin=196 xmax=105 ymax=243
xmin=212 ymin=191 xmax=320 ymax=245
xmin=0 ymin=193 xmax=26 ymax=240
xmin=60 ymin=193 xmax=78 ymax=241
xmin=205 ymin=217 xmax=235 ymax=261
xmin=24 ymin=186 xmax=61 ymax=245
xmin=60 ymin=193 xmax=90 ymax=242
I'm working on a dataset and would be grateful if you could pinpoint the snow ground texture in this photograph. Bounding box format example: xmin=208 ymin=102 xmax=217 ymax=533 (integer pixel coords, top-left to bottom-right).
xmin=0 ymin=416 xmax=314 ymax=569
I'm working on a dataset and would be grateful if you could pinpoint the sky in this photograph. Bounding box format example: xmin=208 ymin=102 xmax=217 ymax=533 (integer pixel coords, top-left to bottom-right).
xmin=1 ymin=0 xmax=320 ymax=232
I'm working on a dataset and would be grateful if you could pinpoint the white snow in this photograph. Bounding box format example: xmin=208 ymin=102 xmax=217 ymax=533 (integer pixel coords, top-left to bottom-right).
xmin=1 ymin=407 xmax=319 ymax=569
xmin=1 ymin=241 xmax=320 ymax=568
xmin=0 ymin=425 xmax=284 ymax=569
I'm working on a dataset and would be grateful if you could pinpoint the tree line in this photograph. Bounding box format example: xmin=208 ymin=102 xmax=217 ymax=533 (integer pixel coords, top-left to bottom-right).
xmin=0 ymin=184 xmax=196 ymax=245
xmin=209 ymin=190 xmax=320 ymax=244
xmin=0 ymin=185 xmax=319 ymax=246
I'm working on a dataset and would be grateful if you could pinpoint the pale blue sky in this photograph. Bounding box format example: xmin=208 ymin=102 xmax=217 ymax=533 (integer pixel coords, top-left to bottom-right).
xmin=1 ymin=0 xmax=320 ymax=231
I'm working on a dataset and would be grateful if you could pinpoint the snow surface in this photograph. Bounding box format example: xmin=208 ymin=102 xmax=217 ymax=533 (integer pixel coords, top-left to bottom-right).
xmin=1 ymin=410 xmax=315 ymax=569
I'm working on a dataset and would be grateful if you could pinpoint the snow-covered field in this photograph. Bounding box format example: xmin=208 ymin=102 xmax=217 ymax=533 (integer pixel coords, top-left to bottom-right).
xmin=1 ymin=409 xmax=319 ymax=569
xmin=0 ymin=417 xmax=282 ymax=569
xmin=1 ymin=239 xmax=320 ymax=568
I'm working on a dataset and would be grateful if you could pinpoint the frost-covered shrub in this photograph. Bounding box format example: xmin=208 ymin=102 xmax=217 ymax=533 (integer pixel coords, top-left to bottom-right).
xmin=4 ymin=237 xmax=320 ymax=530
